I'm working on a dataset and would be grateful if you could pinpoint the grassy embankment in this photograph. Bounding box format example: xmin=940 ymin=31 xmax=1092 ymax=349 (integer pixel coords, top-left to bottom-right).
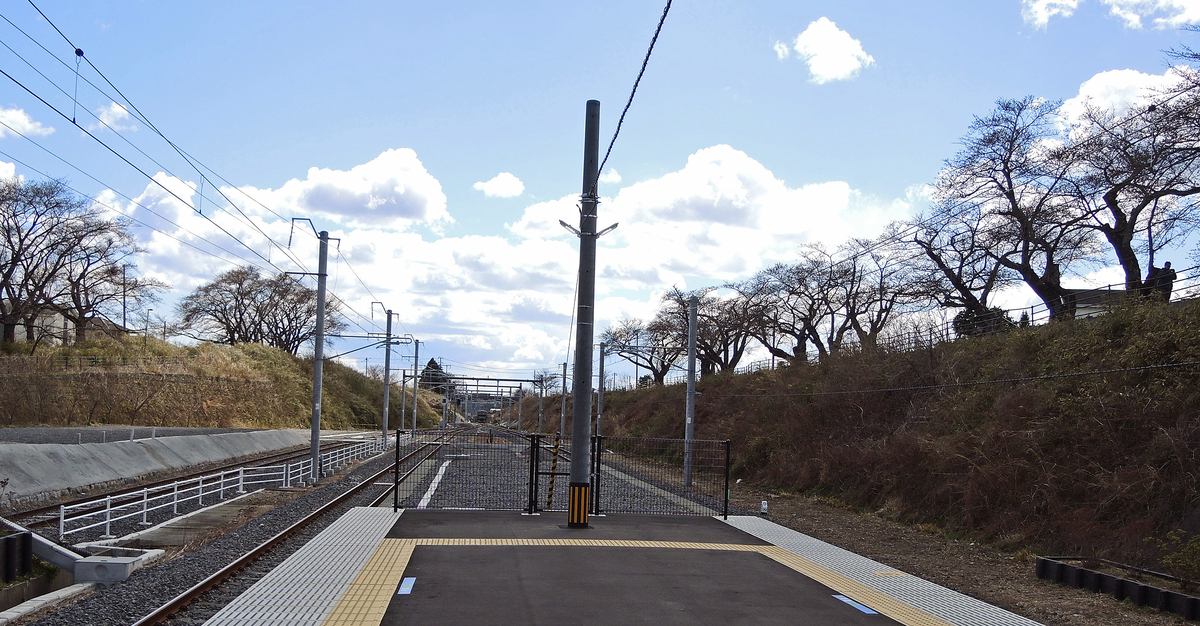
xmin=0 ymin=338 xmax=444 ymax=430
xmin=578 ymin=299 xmax=1200 ymax=562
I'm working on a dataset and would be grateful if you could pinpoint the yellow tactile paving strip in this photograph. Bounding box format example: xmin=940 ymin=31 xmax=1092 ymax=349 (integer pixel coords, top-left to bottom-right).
xmin=322 ymin=538 xmax=415 ymax=625
xmin=319 ymin=538 xmax=952 ymax=626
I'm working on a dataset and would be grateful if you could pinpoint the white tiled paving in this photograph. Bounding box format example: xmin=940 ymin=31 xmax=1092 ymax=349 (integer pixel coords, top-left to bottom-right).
xmin=722 ymin=516 xmax=1044 ymax=626
xmin=204 ymin=508 xmax=402 ymax=626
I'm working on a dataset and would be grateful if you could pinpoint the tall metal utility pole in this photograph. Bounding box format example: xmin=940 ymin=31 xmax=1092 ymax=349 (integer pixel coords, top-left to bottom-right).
xmin=381 ymin=310 xmax=393 ymax=440
xmin=568 ymin=99 xmax=601 ymax=528
xmin=684 ymin=295 xmax=697 ymax=487
xmin=411 ymin=340 xmax=420 ymax=430
xmin=597 ymin=343 xmax=606 ymax=437
xmin=560 ymin=361 xmax=568 ymax=435
xmin=121 ymin=263 xmax=127 ymax=328
xmin=399 ymin=369 xmax=407 ymax=431
xmin=310 ymin=231 xmax=330 ymax=482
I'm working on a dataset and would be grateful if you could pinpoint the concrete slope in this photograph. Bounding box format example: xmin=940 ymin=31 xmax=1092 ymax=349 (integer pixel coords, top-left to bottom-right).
xmin=0 ymin=429 xmax=310 ymax=507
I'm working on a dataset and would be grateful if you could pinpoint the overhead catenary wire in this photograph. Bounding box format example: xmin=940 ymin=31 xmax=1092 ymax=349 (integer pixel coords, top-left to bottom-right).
xmin=7 ymin=3 xmax=411 ymax=356
xmin=0 ymin=121 xmax=272 ymax=270
xmin=0 ymin=66 xmax=290 ymax=275
xmin=8 ymin=4 xmax=314 ymax=275
xmin=0 ymin=148 xmax=264 ymax=272
xmin=0 ymin=33 xmax=318 ymax=276
xmin=1 ymin=9 xmax=297 ymax=227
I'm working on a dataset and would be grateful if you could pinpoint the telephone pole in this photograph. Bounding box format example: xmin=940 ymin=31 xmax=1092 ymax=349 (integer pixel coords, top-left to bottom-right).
xmin=684 ymin=295 xmax=697 ymax=486
xmin=310 ymin=231 xmax=330 ymax=481
xmin=597 ymin=342 xmax=606 ymax=437
xmin=411 ymin=339 xmax=420 ymax=430
xmin=568 ymin=99 xmax=601 ymax=528
xmin=381 ymin=309 xmax=393 ymax=440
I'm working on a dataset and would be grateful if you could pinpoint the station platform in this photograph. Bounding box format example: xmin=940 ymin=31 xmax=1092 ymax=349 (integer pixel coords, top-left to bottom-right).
xmin=203 ymin=507 xmax=1043 ymax=626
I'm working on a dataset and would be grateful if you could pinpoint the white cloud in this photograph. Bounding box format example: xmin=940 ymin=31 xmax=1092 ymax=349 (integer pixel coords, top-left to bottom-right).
xmin=118 ymin=145 xmax=918 ymax=371
xmin=0 ymin=161 xmax=14 ymax=180
xmin=1023 ymin=0 xmax=1200 ymax=28
xmin=473 ymin=172 xmax=524 ymax=198
xmin=0 ymin=107 xmax=53 ymax=138
xmin=511 ymin=145 xmax=915 ymax=292
xmin=238 ymin=149 xmax=449 ymax=229
xmin=1103 ymin=0 xmax=1200 ymax=28
xmin=1023 ymin=0 xmax=1081 ymax=27
xmin=773 ymin=41 xmax=791 ymax=60
xmin=790 ymin=18 xmax=875 ymax=84
xmin=89 ymin=101 xmax=135 ymax=132
xmin=599 ymin=169 xmax=622 ymax=184
xmin=1060 ymin=67 xmax=1185 ymax=127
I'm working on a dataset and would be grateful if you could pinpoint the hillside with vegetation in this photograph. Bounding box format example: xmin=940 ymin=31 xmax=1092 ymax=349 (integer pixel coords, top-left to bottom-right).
xmin=595 ymin=298 xmax=1200 ymax=565
xmin=0 ymin=337 xmax=444 ymax=430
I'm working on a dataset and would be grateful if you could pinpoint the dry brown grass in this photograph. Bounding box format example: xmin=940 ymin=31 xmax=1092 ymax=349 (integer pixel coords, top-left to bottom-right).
xmin=0 ymin=338 xmax=438 ymax=430
xmin=603 ymin=299 xmax=1200 ymax=564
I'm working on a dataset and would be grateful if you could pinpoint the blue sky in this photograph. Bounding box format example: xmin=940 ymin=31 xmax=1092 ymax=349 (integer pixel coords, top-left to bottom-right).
xmin=1 ymin=0 xmax=1198 ymax=383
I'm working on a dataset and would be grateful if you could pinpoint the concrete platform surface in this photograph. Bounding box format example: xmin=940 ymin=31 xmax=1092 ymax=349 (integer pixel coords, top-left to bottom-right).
xmin=206 ymin=508 xmax=1045 ymax=626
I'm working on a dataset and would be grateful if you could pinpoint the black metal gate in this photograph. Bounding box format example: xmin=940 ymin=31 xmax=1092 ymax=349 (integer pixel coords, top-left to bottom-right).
xmin=396 ymin=429 xmax=731 ymax=517
xmin=527 ymin=434 xmax=730 ymax=518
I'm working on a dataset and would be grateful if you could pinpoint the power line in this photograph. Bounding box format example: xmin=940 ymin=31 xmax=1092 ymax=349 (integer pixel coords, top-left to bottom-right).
xmin=0 ymin=66 xmax=289 ymax=274
xmin=594 ymin=0 xmax=673 ymax=191
xmin=0 ymin=148 xmax=262 ymax=272
xmin=0 ymin=121 xmax=270 ymax=270
xmin=12 ymin=3 xmax=313 ymax=275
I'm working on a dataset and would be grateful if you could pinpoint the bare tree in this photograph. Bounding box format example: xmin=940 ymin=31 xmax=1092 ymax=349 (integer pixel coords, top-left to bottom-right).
xmin=177 ymin=266 xmax=342 ymax=354
xmin=1058 ymin=81 xmax=1200 ymax=291
xmin=0 ymin=178 xmax=104 ymax=344
xmin=531 ymin=369 xmax=559 ymax=394
xmin=661 ymin=287 xmax=755 ymax=375
xmin=841 ymin=232 xmax=934 ymax=349
xmin=929 ymin=97 xmax=1097 ymax=319
xmin=54 ymin=228 xmax=168 ymax=343
xmin=600 ymin=316 xmax=684 ymax=385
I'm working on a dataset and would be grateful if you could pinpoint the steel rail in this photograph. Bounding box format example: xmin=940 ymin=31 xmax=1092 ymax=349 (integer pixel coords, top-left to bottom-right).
xmin=129 ymin=428 xmax=465 ymax=626
xmin=367 ymin=442 xmax=445 ymax=507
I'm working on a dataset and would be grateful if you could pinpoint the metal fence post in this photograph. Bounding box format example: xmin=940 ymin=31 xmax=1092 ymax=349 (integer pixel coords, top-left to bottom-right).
xmin=198 ymin=477 xmax=204 ymax=507
xmin=141 ymin=490 xmax=149 ymax=525
xmin=58 ymin=506 xmax=64 ymax=540
xmin=238 ymin=468 xmax=245 ymax=494
xmin=723 ymin=440 xmax=731 ymax=520
xmin=394 ymin=426 xmax=402 ymax=512
xmin=526 ymin=434 xmax=538 ymax=513
xmin=284 ymin=463 xmax=291 ymax=488
xmin=591 ymin=435 xmax=602 ymax=515
xmin=173 ymin=483 xmax=178 ymax=514
xmin=104 ymin=496 xmax=112 ymax=537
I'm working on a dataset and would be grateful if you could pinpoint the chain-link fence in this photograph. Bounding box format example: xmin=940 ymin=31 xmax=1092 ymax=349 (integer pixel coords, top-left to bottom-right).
xmin=399 ymin=430 xmax=730 ymax=517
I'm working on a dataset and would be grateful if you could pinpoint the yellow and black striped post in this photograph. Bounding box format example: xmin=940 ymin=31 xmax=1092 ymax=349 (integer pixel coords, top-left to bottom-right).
xmin=568 ymin=482 xmax=589 ymax=528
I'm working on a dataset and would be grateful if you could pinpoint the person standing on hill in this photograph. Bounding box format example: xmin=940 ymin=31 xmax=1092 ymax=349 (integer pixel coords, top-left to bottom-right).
xmin=1158 ymin=261 xmax=1177 ymax=301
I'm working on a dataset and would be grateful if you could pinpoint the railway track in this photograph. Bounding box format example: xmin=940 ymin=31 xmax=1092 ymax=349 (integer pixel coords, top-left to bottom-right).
xmin=129 ymin=429 xmax=463 ymax=626
xmin=8 ymin=438 xmax=366 ymax=528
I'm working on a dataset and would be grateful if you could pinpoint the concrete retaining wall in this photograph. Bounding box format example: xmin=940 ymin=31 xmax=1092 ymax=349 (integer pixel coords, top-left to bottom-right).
xmin=0 ymin=430 xmax=310 ymax=507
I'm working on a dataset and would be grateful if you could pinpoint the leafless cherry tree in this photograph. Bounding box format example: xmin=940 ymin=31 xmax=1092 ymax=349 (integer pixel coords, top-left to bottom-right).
xmin=177 ymin=266 xmax=342 ymax=354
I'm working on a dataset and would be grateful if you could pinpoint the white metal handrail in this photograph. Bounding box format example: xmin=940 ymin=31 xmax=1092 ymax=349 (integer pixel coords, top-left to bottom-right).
xmin=58 ymin=435 xmax=393 ymax=540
